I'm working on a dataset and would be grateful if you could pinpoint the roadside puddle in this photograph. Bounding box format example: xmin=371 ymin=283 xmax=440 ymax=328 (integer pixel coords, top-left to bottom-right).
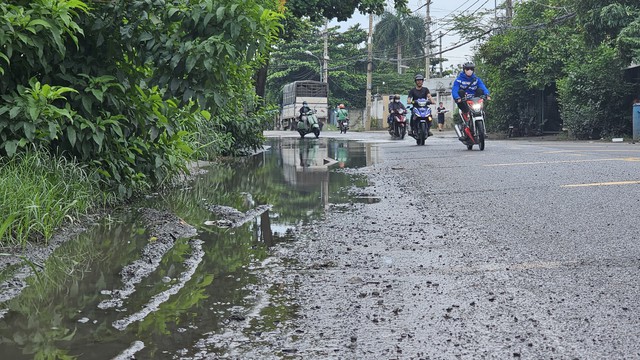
xmin=0 ymin=137 xmax=380 ymax=359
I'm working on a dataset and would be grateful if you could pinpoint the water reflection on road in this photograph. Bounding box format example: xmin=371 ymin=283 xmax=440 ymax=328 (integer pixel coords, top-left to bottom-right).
xmin=0 ymin=137 xmax=380 ymax=359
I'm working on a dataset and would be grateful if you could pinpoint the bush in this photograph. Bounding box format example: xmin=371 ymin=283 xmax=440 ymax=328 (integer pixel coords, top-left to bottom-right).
xmin=557 ymin=45 xmax=631 ymax=139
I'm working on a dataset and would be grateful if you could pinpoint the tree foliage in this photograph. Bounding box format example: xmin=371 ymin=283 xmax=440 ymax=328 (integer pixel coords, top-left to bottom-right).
xmin=372 ymin=10 xmax=426 ymax=74
xmin=286 ymin=0 xmax=408 ymax=22
xmin=265 ymin=22 xmax=368 ymax=108
xmin=475 ymin=0 xmax=640 ymax=138
xmin=0 ymin=0 xmax=282 ymax=198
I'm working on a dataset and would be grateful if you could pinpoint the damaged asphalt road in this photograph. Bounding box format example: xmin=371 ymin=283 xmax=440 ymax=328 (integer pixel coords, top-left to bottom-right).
xmin=2 ymin=132 xmax=640 ymax=359
xmin=223 ymin=132 xmax=640 ymax=359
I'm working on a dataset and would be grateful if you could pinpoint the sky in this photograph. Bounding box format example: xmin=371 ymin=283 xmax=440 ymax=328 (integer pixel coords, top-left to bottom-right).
xmin=329 ymin=0 xmax=500 ymax=75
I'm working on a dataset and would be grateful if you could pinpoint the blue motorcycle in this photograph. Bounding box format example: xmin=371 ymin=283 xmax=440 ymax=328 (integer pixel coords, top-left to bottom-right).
xmin=408 ymin=98 xmax=433 ymax=146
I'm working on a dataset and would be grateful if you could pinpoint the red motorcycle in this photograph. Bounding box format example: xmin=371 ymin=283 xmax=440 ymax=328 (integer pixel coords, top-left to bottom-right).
xmin=388 ymin=108 xmax=407 ymax=139
xmin=454 ymin=95 xmax=487 ymax=150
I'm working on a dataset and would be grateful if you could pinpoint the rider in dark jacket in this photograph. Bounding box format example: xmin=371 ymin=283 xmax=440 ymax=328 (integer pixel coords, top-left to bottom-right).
xmin=299 ymin=101 xmax=311 ymax=121
xmin=407 ymin=74 xmax=435 ymax=136
xmin=387 ymin=94 xmax=406 ymax=126
xmin=451 ymin=62 xmax=491 ymax=121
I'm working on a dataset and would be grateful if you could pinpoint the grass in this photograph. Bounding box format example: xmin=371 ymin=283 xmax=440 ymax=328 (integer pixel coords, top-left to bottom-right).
xmin=0 ymin=149 xmax=109 ymax=247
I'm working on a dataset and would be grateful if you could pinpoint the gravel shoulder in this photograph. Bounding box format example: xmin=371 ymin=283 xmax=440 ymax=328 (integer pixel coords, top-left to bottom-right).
xmin=229 ymin=153 xmax=493 ymax=359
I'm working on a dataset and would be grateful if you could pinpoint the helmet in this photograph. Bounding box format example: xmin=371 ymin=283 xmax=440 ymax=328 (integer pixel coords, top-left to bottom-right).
xmin=414 ymin=74 xmax=425 ymax=81
xmin=303 ymin=101 xmax=308 ymax=106
xmin=339 ymin=104 xmax=345 ymax=109
xmin=393 ymin=94 xmax=400 ymax=102
xmin=463 ymin=62 xmax=475 ymax=71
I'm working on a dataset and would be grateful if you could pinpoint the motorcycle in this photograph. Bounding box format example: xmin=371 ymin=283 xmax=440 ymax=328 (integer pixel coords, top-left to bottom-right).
xmin=454 ymin=95 xmax=487 ymax=151
xmin=408 ymin=98 xmax=433 ymax=146
xmin=297 ymin=109 xmax=321 ymax=139
xmin=338 ymin=118 xmax=349 ymax=134
xmin=388 ymin=108 xmax=407 ymax=139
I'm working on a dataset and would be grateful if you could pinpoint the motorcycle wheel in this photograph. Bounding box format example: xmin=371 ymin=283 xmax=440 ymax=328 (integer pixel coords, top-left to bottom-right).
xmin=477 ymin=121 xmax=486 ymax=151
xmin=418 ymin=122 xmax=427 ymax=146
xmin=400 ymin=127 xmax=405 ymax=140
xmin=467 ymin=143 xmax=473 ymax=150
xmin=313 ymin=128 xmax=320 ymax=138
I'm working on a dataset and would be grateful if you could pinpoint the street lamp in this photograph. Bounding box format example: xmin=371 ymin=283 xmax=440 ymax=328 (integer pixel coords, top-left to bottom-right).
xmin=304 ymin=50 xmax=323 ymax=82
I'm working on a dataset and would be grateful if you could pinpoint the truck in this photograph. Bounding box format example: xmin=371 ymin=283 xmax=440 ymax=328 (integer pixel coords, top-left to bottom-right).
xmin=281 ymin=80 xmax=328 ymax=130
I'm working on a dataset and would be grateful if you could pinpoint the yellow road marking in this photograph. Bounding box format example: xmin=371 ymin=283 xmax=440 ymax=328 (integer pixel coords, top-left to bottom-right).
xmin=562 ymin=181 xmax=640 ymax=188
xmin=485 ymin=157 xmax=640 ymax=167
xmin=545 ymin=150 xmax=640 ymax=154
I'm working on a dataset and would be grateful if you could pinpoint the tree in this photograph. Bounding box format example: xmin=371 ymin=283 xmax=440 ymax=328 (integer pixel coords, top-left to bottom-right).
xmin=265 ymin=22 xmax=368 ymax=108
xmin=475 ymin=0 xmax=640 ymax=138
xmin=0 ymin=0 xmax=283 ymax=198
xmin=373 ymin=10 xmax=426 ymax=74
xmin=286 ymin=0 xmax=409 ymax=22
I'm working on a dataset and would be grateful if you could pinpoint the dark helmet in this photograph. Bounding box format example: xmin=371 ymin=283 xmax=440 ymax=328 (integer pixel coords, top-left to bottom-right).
xmin=414 ymin=74 xmax=425 ymax=81
xmin=463 ymin=62 xmax=475 ymax=71
xmin=303 ymin=101 xmax=308 ymax=106
xmin=393 ymin=94 xmax=400 ymax=100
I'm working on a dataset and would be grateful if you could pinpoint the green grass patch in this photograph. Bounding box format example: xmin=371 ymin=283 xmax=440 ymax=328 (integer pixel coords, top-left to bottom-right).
xmin=0 ymin=149 xmax=108 ymax=246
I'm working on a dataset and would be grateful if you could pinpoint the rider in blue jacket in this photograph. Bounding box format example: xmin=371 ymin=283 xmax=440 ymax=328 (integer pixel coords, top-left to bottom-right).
xmin=452 ymin=62 xmax=491 ymax=121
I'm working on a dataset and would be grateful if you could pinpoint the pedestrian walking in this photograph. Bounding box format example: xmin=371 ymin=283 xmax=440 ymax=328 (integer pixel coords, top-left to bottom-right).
xmin=436 ymin=102 xmax=448 ymax=131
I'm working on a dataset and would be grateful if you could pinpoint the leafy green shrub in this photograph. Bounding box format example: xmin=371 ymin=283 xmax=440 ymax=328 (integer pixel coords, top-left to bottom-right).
xmin=557 ymin=45 xmax=630 ymax=139
xmin=0 ymin=78 xmax=78 ymax=157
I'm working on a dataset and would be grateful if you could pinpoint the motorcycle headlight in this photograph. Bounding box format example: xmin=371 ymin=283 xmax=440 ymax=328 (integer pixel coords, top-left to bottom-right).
xmin=472 ymin=103 xmax=483 ymax=111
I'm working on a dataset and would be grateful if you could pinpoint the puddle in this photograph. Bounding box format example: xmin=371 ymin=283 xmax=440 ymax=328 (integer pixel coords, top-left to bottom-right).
xmin=0 ymin=138 xmax=380 ymax=359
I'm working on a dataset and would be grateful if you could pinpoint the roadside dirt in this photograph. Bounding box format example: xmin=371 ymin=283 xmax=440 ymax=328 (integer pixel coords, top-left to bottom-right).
xmin=0 ymin=215 xmax=101 ymax=307
xmin=219 ymin=163 xmax=475 ymax=359
xmin=1 ymin=143 xmax=468 ymax=358
xmin=0 ymin=161 xmax=212 ymax=312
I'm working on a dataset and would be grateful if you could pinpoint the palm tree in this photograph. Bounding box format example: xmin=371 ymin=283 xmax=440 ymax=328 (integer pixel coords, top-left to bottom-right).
xmin=373 ymin=10 xmax=427 ymax=74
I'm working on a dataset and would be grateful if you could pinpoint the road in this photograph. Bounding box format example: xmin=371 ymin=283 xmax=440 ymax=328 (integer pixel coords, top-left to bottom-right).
xmin=234 ymin=130 xmax=640 ymax=359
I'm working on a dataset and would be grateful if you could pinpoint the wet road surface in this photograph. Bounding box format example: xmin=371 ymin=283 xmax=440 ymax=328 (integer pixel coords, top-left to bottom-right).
xmin=231 ymin=130 xmax=640 ymax=359
xmin=2 ymin=129 xmax=640 ymax=359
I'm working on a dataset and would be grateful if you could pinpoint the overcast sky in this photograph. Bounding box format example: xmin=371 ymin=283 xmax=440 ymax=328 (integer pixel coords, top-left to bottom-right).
xmin=329 ymin=0 xmax=500 ymax=73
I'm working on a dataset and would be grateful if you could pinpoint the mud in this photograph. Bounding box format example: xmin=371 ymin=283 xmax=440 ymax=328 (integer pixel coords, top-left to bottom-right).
xmin=0 ymin=160 xmax=210 ymax=311
xmin=209 ymin=165 xmax=462 ymax=359
xmin=97 ymin=208 xmax=199 ymax=310
xmin=0 ymin=214 xmax=102 ymax=308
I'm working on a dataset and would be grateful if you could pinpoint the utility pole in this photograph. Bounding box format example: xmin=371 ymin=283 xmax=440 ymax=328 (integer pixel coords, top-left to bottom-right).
xmin=365 ymin=13 xmax=373 ymax=131
xmin=505 ymin=0 xmax=513 ymax=22
xmin=425 ymin=0 xmax=432 ymax=79
xmin=439 ymin=31 xmax=443 ymax=77
xmin=323 ymin=19 xmax=329 ymax=84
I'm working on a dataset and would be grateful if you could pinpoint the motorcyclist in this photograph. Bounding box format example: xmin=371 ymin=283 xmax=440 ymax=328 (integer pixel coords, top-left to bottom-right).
xmin=299 ymin=101 xmax=311 ymax=124
xmin=387 ymin=94 xmax=406 ymax=127
xmin=336 ymin=103 xmax=349 ymax=130
xmin=452 ymin=62 xmax=491 ymax=123
xmin=407 ymin=74 xmax=435 ymax=136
